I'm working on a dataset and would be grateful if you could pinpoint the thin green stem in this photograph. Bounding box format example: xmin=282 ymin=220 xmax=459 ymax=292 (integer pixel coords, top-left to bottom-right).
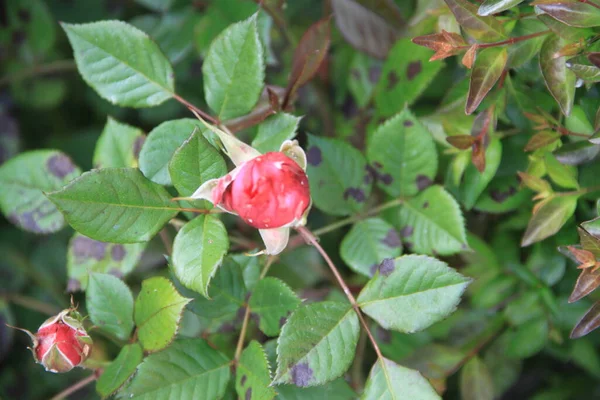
xmin=0 ymin=60 xmax=76 ymax=87
xmin=49 ymin=371 xmax=100 ymax=400
xmin=173 ymin=94 xmax=218 ymax=124
xmin=458 ymin=30 xmax=550 ymax=51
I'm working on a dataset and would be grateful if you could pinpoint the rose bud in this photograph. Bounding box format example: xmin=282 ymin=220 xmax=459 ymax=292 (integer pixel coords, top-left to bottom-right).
xmin=179 ymin=112 xmax=312 ymax=255
xmin=11 ymin=309 xmax=92 ymax=373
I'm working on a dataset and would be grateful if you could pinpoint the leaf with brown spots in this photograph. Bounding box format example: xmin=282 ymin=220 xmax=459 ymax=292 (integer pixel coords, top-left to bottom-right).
xmin=249 ymin=277 xmax=300 ymax=336
xmin=94 ymin=117 xmax=146 ymax=169
xmin=236 ymin=341 xmax=276 ymax=400
xmin=466 ymin=47 xmax=507 ymax=115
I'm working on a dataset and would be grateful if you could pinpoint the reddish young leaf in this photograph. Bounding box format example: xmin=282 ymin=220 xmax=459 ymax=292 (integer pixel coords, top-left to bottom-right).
xmin=332 ymin=0 xmax=400 ymax=59
xmin=444 ymin=0 xmax=507 ymax=42
xmin=569 ymin=269 xmax=600 ymax=303
xmin=571 ymin=301 xmax=600 ymax=338
xmin=283 ymin=18 xmax=331 ymax=109
xmin=466 ymin=47 xmax=507 ymax=114
xmin=540 ymin=34 xmax=576 ymax=116
xmin=517 ymin=171 xmax=552 ymax=194
xmin=534 ymin=0 xmax=600 ymax=28
xmin=462 ymin=45 xmax=477 ymax=69
xmin=447 ymin=135 xmax=476 ymax=149
xmin=412 ymin=31 xmax=467 ymax=61
xmin=589 ymin=52 xmax=600 ymax=68
xmin=524 ymin=130 xmax=561 ymax=151
xmin=472 ymin=140 xmax=486 ymax=172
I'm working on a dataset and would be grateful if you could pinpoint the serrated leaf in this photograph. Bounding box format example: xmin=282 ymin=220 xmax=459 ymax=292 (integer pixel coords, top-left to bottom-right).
xmin=169 ymin=129 xmax=227 ymax=196
xmin=571 ymin=301 xmax=600 ymax=338
xmin=93 ymin=117 xmax=145 ymax=169
xmin=236 ymin=341 xmax=277 ymax=400
xmin=134 ymin=276 xmax=191 ymax=352
xmin=331 ymin=0 xmax=399 ymax=59
xmin=544 ymin=152 xmax=579 ymax=189
xmin=374 ymin=39 xmax=444 ymax=117
xmin=87 ymin=273 xmax=134 ymax=341
xmin=0 ymin=150 xmax=81 ymax=233
xmin=367 ymin=109 xmax=438 ymax=197
xmin=171 ymin=215 xmax=229 ymax=298
xmin=306 ymin=134 xmax=371 ymax=216
xmin=62 ymin=21 xmax=174 ymax=108
xmin=357 ymin=255 xmax=470 ymax=332
xmin=361 ymin=358 xmax=440 ymax=400
xmin=478 ymin=0 xmax=526 ymax=16
xmin=67 ymin=233 xmax=145 ymax=291
xmin=122 ymin=338 xmax=230 ymax=399
xmin=340 ymin=218 xmax=402 ymax=277
xmin=252 ymin=113 xmax=301 ymax=153
xmin=522 ymin=195 xmax=578 ymax=246
xmin=47 ymin=168 xmax=179 ymax=243
xmin=535 ymin=0 xmax=600 ymax=28
xmin=460 ymin=356 xmax=494 ymax=400
xmin=466 ymin=47 xmax=507 ymax=114
xmin=203 ymin=14 xmax=264 ymax=120
xmin=139 ymin=119 xmax=205 ymax=185
xmin=444 ymin=0 xmax=506 ymax=42
xmin=540 ymin=34 xmax=576 ymax=116
xmin=249 ymin=277 xmax=301 ymax=337
xmin=460 ymin=137 xmax=502 ymax=209
xmin=274 ymin=301 xmax=359 ymax=387
xmin=398 ymin=185 xmax=467 ymax=256
xmin=96 ymin=343 xmax=143 ymax=398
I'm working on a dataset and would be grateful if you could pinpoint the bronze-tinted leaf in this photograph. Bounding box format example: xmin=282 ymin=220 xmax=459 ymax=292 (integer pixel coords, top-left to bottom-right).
xmin=332 ymin=0 xmax=399 ymax=59
xmin=524 ymin=130 xmax=561 ymax=151
xmin=539 ymin=34 xmax=576 ymax=116
xmin=447 ymin=135 xmax=476 ymax=149
xmin=478 ymin=0 xmax=526 ymax=16
xmin=412 ymin=30 xmax=466 ymax=61
xmin=534 ymin=0 xmax=600 ymax=28
xmin=462 ymin=45 xmax=477 ymax=69
xmin=517 ymin=171 xmax=552 ymax=194
xmin=521 ymin=195 xmax=578 ymax=247
xmin=466 ymin=47 xmax=507 ymax=114
xmin=444 ymin=0 xmax=507 ymax=42
xmin=578 ymin=227 xmax=600 ymax=257
xmin=472 ymin=140 xmax=486 ymax=172
xmin=589 ymin=52 xmax=600 ymax=68
xmin=571 ymin=301 xmax=600 ymax=338
xmin=283 ymin=18 xmax=331 ymax=108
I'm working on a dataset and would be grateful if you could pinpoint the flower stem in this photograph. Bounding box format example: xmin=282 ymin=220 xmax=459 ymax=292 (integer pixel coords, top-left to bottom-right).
xmin=173 ymin=94 xmax=218 ymax=124
xmin=296 ymin=226 xmax=385 ymax=362
xmin=49 ymin=371 xmax=100 ymax=400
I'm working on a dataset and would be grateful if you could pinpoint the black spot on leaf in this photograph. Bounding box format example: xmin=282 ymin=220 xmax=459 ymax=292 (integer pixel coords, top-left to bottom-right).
xmin=416 ymin=175 xmax=432 ymax=191
xmin=72 ymin=236 xmax=106 ymax=261
xmin=111 ymin=244 xmax=126 ymax=261
xmin=378 ymin=258 xmax=395 ymax=276
xmin=245 ymin=388 xmax=252 ymax=400
xmin=133 ymin=136 xmax=145 ymax=160
xmin=490 ymin=186 xmax=516 ymax=203
xmin=241 ymin=375 xmax=247 ymax=386
xmin=374 ymin=161 xmax=383 ymax=169
xmin=8 ymin=211 xmax=40 ymax=232
xmin=369 ymin=263 xmax=379 ymax=276
xmin=364 ymin=165 xmax=377 ymax=184
xmin=18 ymin=9 xmax=30 ymax=22
xmin=404 ymin=241 xmax=413 ymax=251
xmin=219 ymin=323 xmax=235 ymax=333
xmin=291 ymin=363 xmax=313 ymax=387
xmin=406 ymin=61 xmax=422 ymax=80
xmin=423 ymin=201 xmax=429 ymax=209
xmin=403 ymin=120 xmax=413 ymax=127
xmin=400 ymin=226 xmax=413 ymax=237
xmin=306 ymin=146 xmax=322 ymax=166
xmin=377 ymin=326 xmax=392 ymax=343
xmin=279 ymin=316 xmax=287 ymax=328
xmin=387 ymin=71 xmax=399 ymax=89
xmin=343 ymin=188 xmax=366 ymax=202
xmin=47 ymin=154 xmax=75 ymax=179
xmin=382 ymin=229 xmax=401 ymax=248
xmin=11 ymin=30 xmax=25 ymax=46
xmin=380 ymin=173 xmax=393 ymax=185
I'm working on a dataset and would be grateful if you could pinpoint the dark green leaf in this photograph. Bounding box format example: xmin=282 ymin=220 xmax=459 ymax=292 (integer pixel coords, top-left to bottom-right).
xmin=398 ymin=185 xmax=468 ymax=256
xmin=252 ymin=113 xmax=301 ymax=153
xmin=444 ymin=0 xmax=506 ymax=42
xmin=249 ymin=277 xmax=300 ymax=337
xmin=274 ymin=301 xmax=359 ymax=387
xmin=134 ymin=276 xmax=191 ymax=352
xmin=62 ymin=21 xmax=174 ymax=108
xmin=460 ymin=356 xmax=494 ymax=400
xmin=348 ymin=53 xmax=381 ymax=108
xmin=93 ymin=117 xmax=145 ymax=169
xmin=357 ymin=255 xmax=471 ymax=332
xmin=0 ymin=150 xmax=81 ymax=234
xmin=466 ymin=47 xmax=507 ymax=114
xmin=122 ymin=339 xmax=230 ymax=399
xmin=506 ymin=317 xmax=548 ymax=358
xmin=236 ymin=341 xmax=277 ymax=400
xmin=478 ymin=0 xmax=526 ymax=16
xmin=521 ymin=195 xmax=578 ymax=247
xmin=460 ymin=137 xmax=503 ymax=209
xmin=87 ymin=273 xmax=134 ymax=341
xmin=367 ymin=109 xmax=438 ymax=197
xmin=47 ymin=168 xmax=179 ymax=243
xmin=540 ymin=34 xmax=576 ymax=116
xmin=96 ymin=343 xmax=143 ymax=398
xmin=203 ymin=14 xmax=265 ymax=120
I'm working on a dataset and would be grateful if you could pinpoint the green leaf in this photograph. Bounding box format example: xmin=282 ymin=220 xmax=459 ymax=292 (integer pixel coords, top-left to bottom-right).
xmin=398 ymin=185 xmax=467 ymax=256
xmin=506 ymin=317 xmax=549 ymax=358
xmin=536 ymin=1 xmax=600 ymax=28
xmin=62 ymin=21 xmax=174 ymax=108
xmin=134 ymin=0 xmax=174 ymax=12
xmin=67 ymin=233 xmax=145 ymax=291
xmin=277 ymin=379 xmax=356 ymax=399
xmin=460 ymin=137 xmax=503 ymax=209
xmin=306 ymin=134 xmax=371 ymax=216
xmin=361 ymin=358 xmax=440 ymax=400
xmin=249 ymin=277 xmax=301 ymax=337
xmin=466 ymin=47 xmax=507 ymax=114
xmin=1 ymin=0 xmax=56 ymax=57
xmin=252 ymin=113 xmax=301 ymax=153
xmin=540 ymin=34 xmax=576 ymax=116
xmin=544 ymin=152 xmax=579 ymax=189
xmin=347 ymin=53 xmax=380 ymax=107
xmin=460 ymin=356 xmax=494 ymax=400
xmin=93 ymin=117 xmax=145 ymax=169
xmin=274 ymin=301 xmax=360 ymax=387
xmin=171 ymin=215 xmax=229 ymax=298
xmin=203 ymin=14 xmax=264 ymax=120
xmin=96 ymin=343 xmax=143 ymax=398
xmin=0 ymin=150 xmax=81 ymax=234
xmin=521 ymin=195 xmax=578 ymax=247
xmin=86 ymin=273 xmax=134 ymax=341
xmin=367 ymin=109 xmax=438 ymax=198
xmin=554 ymin=141 xmax=600 ymax=165
xmin=444 ymin=0 xmax=506 ymax=42
xmin=357 ymin=255 xmax=470 ymax=333
xmin=134 ymin=276 xmax=191 ymax=352
xmin=169 ymin=129 xmax=227 ymax=196
xmin=236 ymin=341 xmax=277 ymax=400
xmin=47 ymin=168 xmax=179 ymax=243
xmin=374 ymin=39 xmax=444 ymax=117
xmin=478 ymin=0 xmax=526 ymax=16
xmin=139 ymin=119 xmax=205 ymax=185
xmin=122 ymin=338 xmax=231 ymax=399
xmin=340 ymin=218 xmax=402 ymax=277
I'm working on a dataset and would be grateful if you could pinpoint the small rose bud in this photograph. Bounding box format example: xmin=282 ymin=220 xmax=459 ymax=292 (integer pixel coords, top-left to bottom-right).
xmin=12 ymin=309 xmax=92 ymax=373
